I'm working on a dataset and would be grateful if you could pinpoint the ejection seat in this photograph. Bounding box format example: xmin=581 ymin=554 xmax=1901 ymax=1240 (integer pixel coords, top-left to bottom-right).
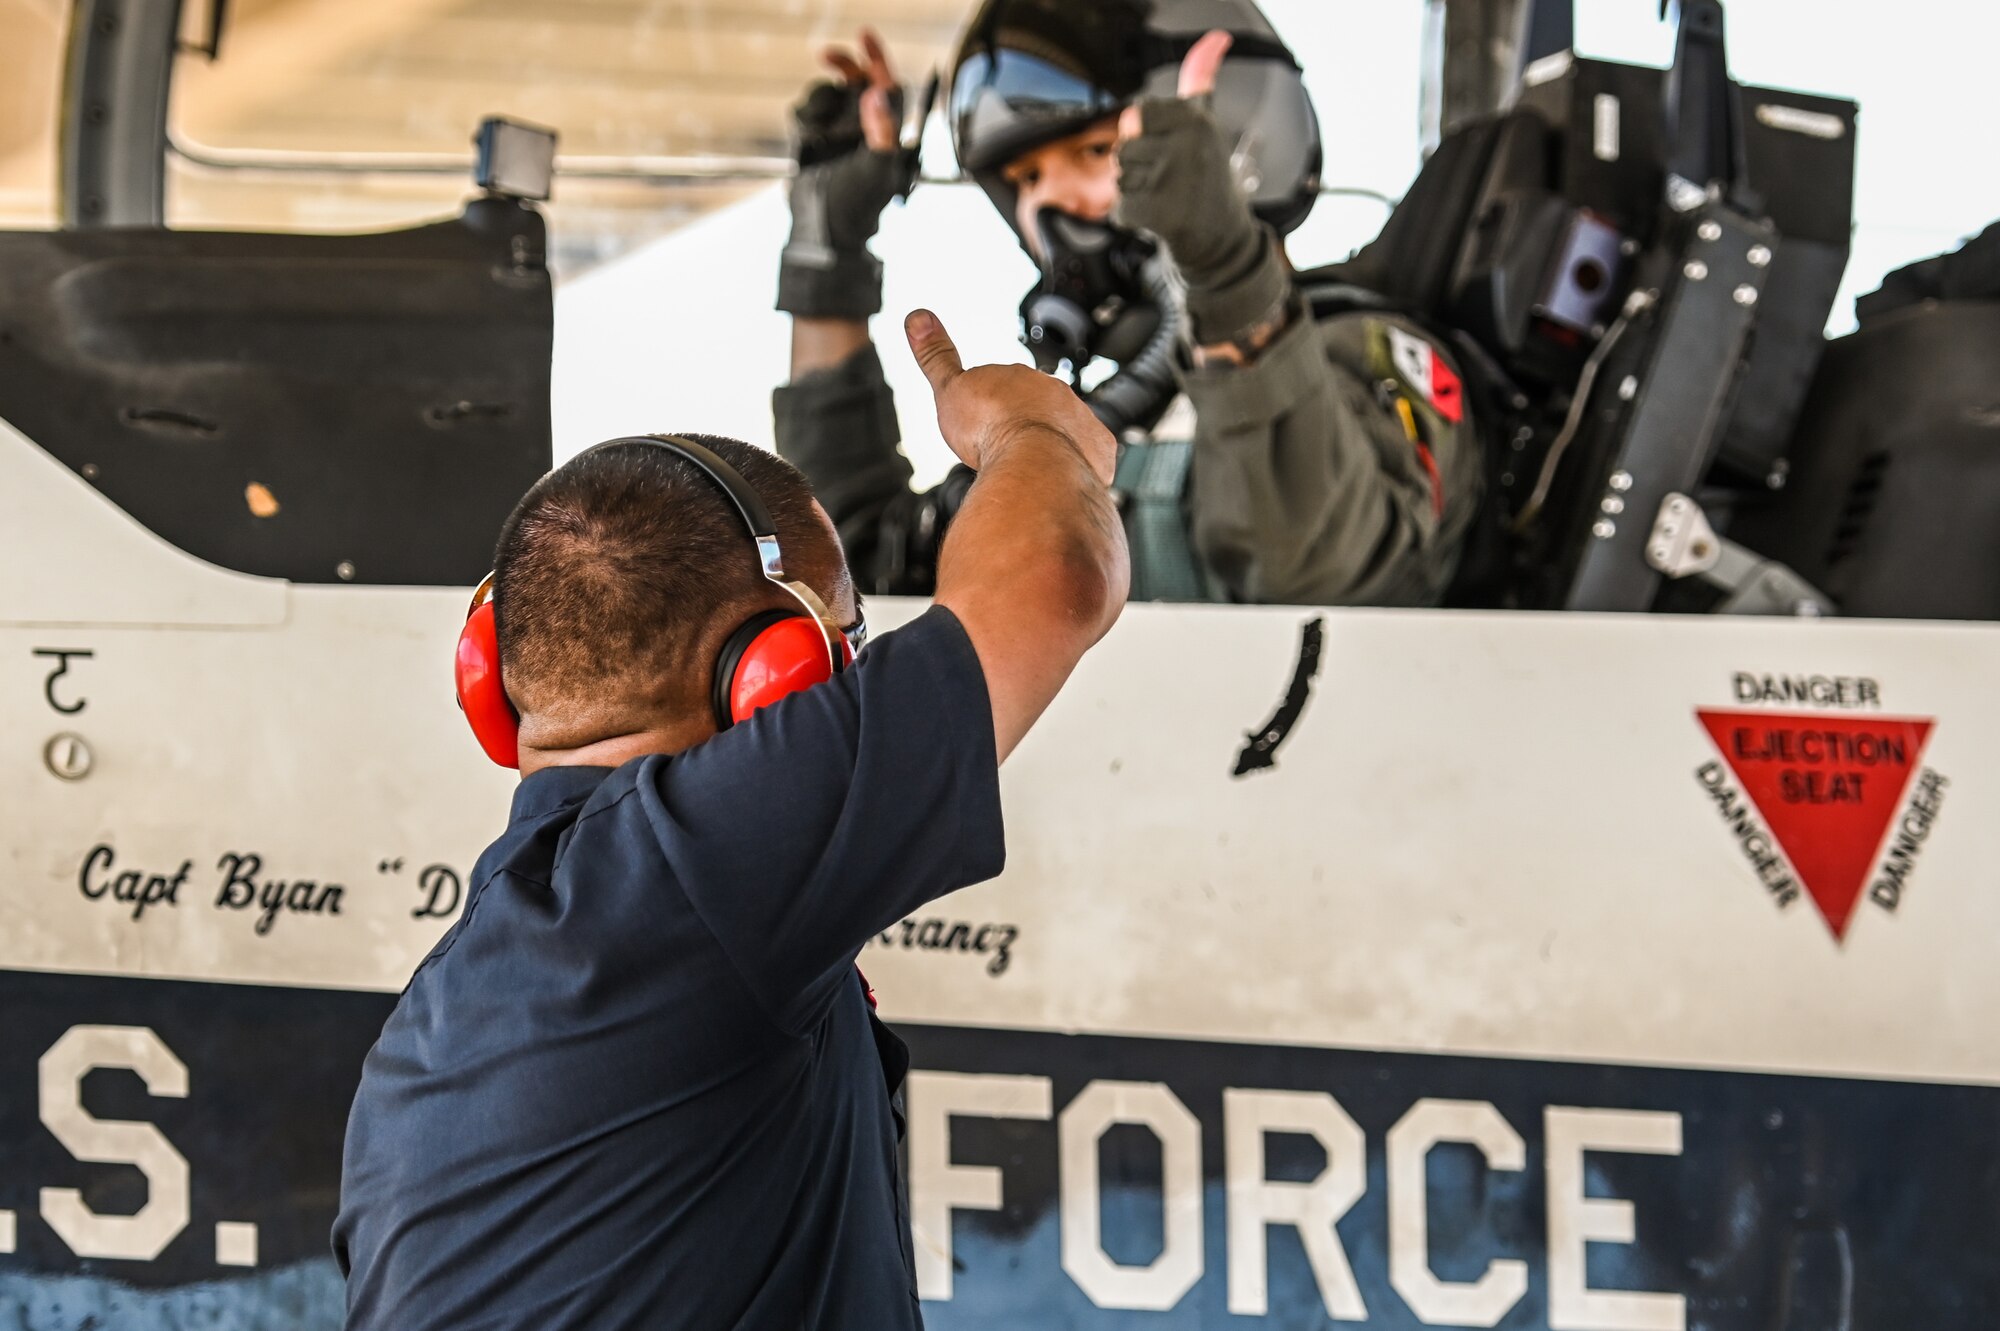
xmin=1306 ymin=0 xmax=1857 ymax=616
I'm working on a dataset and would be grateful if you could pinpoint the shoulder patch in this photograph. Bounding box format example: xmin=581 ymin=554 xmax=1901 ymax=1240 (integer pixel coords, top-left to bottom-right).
xmin=1384 ymin=325 xmax=1465 ymax=424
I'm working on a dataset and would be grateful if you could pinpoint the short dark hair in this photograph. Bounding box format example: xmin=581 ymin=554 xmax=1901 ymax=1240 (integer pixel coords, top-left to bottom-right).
xmin=492 ymin=435 xmax=832 ymax=721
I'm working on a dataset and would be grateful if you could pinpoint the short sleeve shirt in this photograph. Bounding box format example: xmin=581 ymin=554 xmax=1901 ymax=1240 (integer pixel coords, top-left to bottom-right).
xmin=333 ymin=607 xmax=1004 ymax=1331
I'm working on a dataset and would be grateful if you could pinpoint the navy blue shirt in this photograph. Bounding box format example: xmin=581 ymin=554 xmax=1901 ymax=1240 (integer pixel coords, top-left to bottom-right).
xmin=334 ymin=607 xmax=1004 ymax=1330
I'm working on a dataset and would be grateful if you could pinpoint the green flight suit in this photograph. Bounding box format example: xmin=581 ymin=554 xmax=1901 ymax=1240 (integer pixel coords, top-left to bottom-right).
xmin=772 ymin=300 xmax=1482 ymax=608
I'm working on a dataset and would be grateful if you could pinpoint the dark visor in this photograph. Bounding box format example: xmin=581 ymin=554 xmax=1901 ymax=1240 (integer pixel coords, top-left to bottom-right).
xmin=950 ymin=49 xmax=1127 ymax=173
xmin=948 ymin=0 xmax=1301 ymax=178
xmin=948 ymin=0 xmax=1153 ymax=174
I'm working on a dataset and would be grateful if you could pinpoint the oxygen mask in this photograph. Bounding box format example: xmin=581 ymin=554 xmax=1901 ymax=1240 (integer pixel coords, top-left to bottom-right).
xmin=1019 ymin=208 xmax=1167 ymax=377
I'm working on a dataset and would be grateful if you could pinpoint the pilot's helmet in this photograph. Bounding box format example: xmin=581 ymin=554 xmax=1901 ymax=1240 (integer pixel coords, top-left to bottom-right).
xmin=946 ymin=0 xmax=1324 ymax=243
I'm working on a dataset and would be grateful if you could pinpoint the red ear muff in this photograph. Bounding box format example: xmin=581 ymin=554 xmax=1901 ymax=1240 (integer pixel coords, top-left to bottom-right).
xmin=712 ymin=608 xmax=849 ymax=729
xmin=456 ymin=598 xmax=521 ymax=769
xmin=470 ymin=436 xmax=855 ymax=757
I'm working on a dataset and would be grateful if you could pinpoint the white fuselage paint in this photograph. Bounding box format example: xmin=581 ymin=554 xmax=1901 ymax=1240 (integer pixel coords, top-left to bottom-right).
xmin=4 ymin=418 xmax=1998 ymax=1321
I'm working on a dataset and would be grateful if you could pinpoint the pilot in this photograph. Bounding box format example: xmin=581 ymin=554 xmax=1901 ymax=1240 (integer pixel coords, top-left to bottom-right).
xmin=773 ymin=0 xmax=1486 ymax=607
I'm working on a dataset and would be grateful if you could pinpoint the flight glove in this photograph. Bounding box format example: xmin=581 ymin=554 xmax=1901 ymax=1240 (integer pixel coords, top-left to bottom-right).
xmin=1117 ymin=97 xmax=1290 ymax=344
xmin=777 ymin=80 xmax=913 ymax=321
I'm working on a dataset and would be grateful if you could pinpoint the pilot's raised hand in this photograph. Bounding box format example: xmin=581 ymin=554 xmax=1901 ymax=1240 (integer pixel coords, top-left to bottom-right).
xmin=777 ymin=29 xmax=915 ymax=321
xmin=1114 ymin=32 xmax=1291 ymax=349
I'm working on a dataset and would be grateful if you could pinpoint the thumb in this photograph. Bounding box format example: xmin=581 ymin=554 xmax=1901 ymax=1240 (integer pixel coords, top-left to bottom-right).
xmin=1179 ymin=29 xmax=1232 ymax=99
xmin=905 ymin=309 xmax=963 ymax=397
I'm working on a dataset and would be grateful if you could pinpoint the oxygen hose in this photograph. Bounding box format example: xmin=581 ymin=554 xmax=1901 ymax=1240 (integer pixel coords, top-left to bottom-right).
xmin=1084 ymin=253 xmax=1186 ymax=439
xmin=873 ymin=251 xmax=1184 ymax=594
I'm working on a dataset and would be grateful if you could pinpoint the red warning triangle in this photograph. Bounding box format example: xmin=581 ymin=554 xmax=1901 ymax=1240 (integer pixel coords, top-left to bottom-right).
xmin=1697 ymin=710 xmax=1934 ymax=941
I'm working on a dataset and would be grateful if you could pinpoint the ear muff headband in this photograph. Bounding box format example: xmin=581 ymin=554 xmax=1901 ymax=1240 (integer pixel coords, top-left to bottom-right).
xmin=453 ymin=435 xmax=852 ymax=768
xmin=624 ymin=436 xmax=851 ymax=720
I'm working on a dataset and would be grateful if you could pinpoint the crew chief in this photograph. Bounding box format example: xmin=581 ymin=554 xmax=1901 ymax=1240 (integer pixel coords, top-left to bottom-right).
xmin=332 ymin=310 xmax=1128 ymax=1329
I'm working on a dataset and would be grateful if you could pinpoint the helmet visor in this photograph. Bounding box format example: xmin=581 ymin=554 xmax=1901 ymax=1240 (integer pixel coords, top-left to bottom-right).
xmin=949 ymin=0 xmax=1152 ymax=174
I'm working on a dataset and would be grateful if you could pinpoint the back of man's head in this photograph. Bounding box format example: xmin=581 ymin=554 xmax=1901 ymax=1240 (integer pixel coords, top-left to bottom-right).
xmin=492 ymin=436 xmax=838 ymax=739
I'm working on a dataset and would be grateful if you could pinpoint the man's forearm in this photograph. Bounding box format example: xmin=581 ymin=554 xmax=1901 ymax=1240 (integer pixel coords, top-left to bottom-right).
xmin=790 ymin=317 xmax=874 ymax=381
xmin=774 ymin=340 xmax=912 ymax=593
xmin=1190 ymin=271 xmax=1296 ymax=370
xmin=935 ymin=428 xmax=1129 ymax=759
xmin=1178 ymin=222 xmax=1295 ymax=371
xmin=941 ymin=427 xmax=1128 ymax=634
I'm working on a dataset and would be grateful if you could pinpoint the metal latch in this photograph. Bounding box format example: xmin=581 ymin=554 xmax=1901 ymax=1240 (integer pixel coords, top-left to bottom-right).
xmin=1646 ymin=493 xmax=1835 ymax=616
